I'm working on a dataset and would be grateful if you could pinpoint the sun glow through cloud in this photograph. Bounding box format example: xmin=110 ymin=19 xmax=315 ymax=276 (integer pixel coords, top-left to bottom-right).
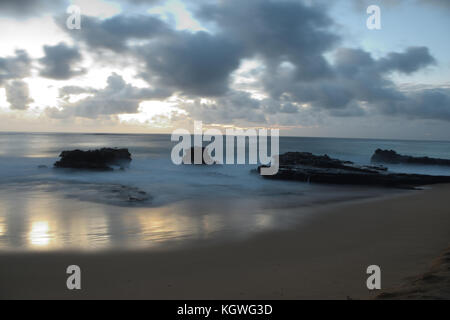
xmin=0 ymin=0 xmax=448 ymax=139
xmin=118 ymin=101 xmax=187 ymax=127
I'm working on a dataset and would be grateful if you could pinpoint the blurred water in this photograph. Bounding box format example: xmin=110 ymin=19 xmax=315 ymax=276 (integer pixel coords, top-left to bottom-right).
xmin=0 ymin=133 xmax=449 ymax=251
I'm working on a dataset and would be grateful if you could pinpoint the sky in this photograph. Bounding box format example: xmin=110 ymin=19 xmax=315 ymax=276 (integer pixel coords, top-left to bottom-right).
xmin=0 ymin=0 xmax=449 ymax=140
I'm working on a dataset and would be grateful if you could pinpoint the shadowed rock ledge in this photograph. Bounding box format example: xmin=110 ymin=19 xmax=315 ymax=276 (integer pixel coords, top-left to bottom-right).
xmin=371 ymin=149 xmax=450 ymax=166
xmin=54 ymin=148 xmax=132 ymax=170
xmin=258 ymin=152 xmax=450 ymax=188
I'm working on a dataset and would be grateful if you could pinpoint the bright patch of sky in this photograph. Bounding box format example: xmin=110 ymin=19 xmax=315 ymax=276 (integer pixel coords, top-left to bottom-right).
xmin=0 ymin=16 xmax=71 ymax=57
xmin=329 ymin=0 xmax=450 ymax=85
xmin=147 ymin=0 xmax=206 ymax=31
xmin=118 ymin=101 xmax=187 ymax=127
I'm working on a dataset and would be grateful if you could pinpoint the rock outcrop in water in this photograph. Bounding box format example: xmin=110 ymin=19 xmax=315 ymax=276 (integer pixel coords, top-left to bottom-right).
xmin=371 ymin=149 xmax=450 ymax=166
xmin=258 ymin=152 xmax=450 ymax=188
xmin=54 ymin=148 xmax=132 ymax=170
xmin=182 ymin=147 xmax=215 ymax=165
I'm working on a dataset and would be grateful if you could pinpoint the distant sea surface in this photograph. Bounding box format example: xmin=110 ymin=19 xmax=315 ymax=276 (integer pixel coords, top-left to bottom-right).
xmin=1 ymin=132 xmax=449 ymax=251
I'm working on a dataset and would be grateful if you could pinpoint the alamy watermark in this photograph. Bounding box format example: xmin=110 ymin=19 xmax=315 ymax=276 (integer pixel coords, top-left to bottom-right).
xmin=66 ymin=265 xmax=81 ymax=290
xmin=366 ymin=265 xmax=381 ymax=290
xmin=171 ymin=121 xmax=280 ymax=176
xmin=367 ymin=5 xmax=381 ymax=30
xmin=66 ymin=5 xmax=81 ymax=30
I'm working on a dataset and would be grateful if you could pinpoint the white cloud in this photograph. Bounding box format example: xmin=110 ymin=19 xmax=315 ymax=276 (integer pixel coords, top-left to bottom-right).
xmin=0 ymin=16 xmax=71 ymax=57
xmin=118 ymin=100 xmax=187 ymax=127
xmin=72 ymin=0 xmax=121 ymax=19
xmin=147 ymin=0 xmax=206 ymax=31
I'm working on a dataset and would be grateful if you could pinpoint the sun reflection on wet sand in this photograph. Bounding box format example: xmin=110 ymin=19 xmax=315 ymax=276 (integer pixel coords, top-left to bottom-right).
xmin=0 ymin=185 xmax=290 ymax=251
xmin=28 ymin=221 xmax=51 ymax=247
xmin=0 ymin=217 xmax=5 ymax=236
xmin=136 ymin=209 xmax=193 ymax=245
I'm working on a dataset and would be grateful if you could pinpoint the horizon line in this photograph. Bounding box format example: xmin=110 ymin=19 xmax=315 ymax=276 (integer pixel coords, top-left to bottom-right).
xmin=0 ymin=130 xmax=449 ymax=143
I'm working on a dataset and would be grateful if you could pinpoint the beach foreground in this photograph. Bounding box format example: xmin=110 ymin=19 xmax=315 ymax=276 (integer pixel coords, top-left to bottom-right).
xmin=1 ymin=184 xmax=449 ymax=300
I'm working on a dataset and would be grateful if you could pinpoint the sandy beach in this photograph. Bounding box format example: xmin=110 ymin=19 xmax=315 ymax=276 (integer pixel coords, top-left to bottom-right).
xmin=0 ymin=184 xmax=448 ymax=300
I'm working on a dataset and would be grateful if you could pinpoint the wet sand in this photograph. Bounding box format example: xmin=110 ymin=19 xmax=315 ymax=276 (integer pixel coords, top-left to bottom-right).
xmin=0 ymin=184 xmax=449 ymax=300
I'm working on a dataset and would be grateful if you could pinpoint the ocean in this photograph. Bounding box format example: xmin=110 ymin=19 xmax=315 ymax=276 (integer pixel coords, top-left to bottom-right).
xmin=0 ymin=132 xmax=449 ymax=251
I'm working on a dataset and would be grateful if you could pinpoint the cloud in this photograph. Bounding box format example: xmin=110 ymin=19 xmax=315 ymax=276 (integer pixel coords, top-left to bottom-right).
xmin=59 ymin=0 xmax=339 ymax=96
xmin=423 ymin=0 xmax=450 ymax=8
xmin=139 ymin=31 xmax=243 ymax=96
xmin=58 ymin=14 xmax=172 ymax=52
xmin=4 ymin=80 xmax=34 ymax=110
xmin=377 ymin=47 xmax=436 ymax=74
xmin=259 ymin=46 xmax=439 ymax=118
xmin=0 ymin=0 xmax=68 ymax=17
xmin=35 ymin=0 xmax=450 ymax=126
xmin=349 ymin=0 xmax=450 ymax=10
xmin=58 ymin=85 xmax=98 ymax=99
xmin=178 ymin=91 xmax=266 ymax=124
xmin=116 ymin=0 xmax=164 ymax=5
xmin=197 ymin=0 xmax=339 ymax=81
xmin=39 ymin=43 xmax=86 ymax=80
xmin=59 ymin=13 xmax=242 ymax=96
xmin=387 ymin=89 xmax=450 ymax=121
xmin=47 ymin=73 xmax=171 ymax=119
xmin=0 ymin=50 xmax=32 ymax=85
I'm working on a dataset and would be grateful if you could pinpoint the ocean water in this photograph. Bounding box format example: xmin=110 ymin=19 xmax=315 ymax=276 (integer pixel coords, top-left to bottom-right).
xmin=0 ymin=132 xmax=449 ymax=251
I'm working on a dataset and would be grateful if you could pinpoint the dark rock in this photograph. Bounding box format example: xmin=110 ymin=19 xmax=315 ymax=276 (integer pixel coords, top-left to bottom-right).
xmin=54 ymin=148 xmax=132 ymax=170
xmin=182 ymin=147 xmax=215 ymax=165
xmin=275 ymin=152 xmax=373 ymax=172
xmin=371 ymin=149 xmax=450 ymax=166
xmin=65 ymin=182 xmax=150 ymax=206
xmin=258 ymin=152 xmax=450 ymax=188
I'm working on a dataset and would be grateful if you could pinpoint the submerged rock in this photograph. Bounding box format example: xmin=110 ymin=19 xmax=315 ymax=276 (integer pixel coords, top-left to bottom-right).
xmin=109 ymin=185 xmax=151 ymax=204
xmin=42 ymin=182 xmax=151 ymax=207
xmin=371 ymin=149 xmax=450 ymax=166
xmin=258 ymin=152 xmax=450 ymax=188
xmin=54 ymin=148 xmax=132 ymax=170
xmin=182 ymin=147 xmax=215 ymax=165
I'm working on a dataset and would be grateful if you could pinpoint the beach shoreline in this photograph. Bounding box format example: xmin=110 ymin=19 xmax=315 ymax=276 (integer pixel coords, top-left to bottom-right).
xmin=0 ymin=184 xmax=449 ymax=300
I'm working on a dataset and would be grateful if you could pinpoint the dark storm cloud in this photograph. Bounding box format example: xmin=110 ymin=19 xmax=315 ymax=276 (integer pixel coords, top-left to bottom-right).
xmin=259 ymin=46 xmax=440 ymax=120
xmin=59 ymin=0 xmax=338 ymax=96
xmin=4 ymin=80 xmax=33 ymax=110
xmin=47 ymin=73 xmax=171 ymax=119
xmin=0 ymin=50 xmax=32 ymax=85
xmin=39 ymin=43 xmax=86 ymax=80
xmin=58 ymin=14 xmax=172 ymax=52
xmin=334 ymin=47 xmax=436 ymax=76
xmin=383 ymin=89 xmax=450 ymax=121
xmin=139 ymin=31 xmax=243 ymax=96
xmin=0 ymin=0 xmax=68 ymax=17
xmin=59 ymin=13 xmax=242 ymax=96
xmin=197 ymin=0 xmax=339 ymax=81
xmin=377 ymin=47 xmax=436 ymax=75
xmin=50 ymin=0 xmax=449 ymax=124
